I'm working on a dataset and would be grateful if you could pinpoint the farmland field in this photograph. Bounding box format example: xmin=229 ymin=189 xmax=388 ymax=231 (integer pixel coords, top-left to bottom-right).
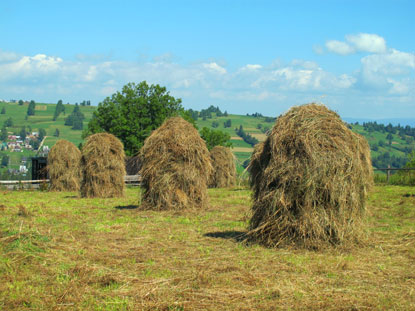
xmin=0 ymin=185 xmax=414 ymax=310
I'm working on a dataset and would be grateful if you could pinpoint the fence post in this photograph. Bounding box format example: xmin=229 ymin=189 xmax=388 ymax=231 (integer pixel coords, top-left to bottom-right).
xmin=387 ymin=165 xmax=391 ymax=183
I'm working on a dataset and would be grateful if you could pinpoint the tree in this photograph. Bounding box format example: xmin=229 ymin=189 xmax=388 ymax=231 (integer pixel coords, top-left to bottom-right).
xmin=211 ymin=121 xmax=219 ymax=128
xmin=1 ymin=107 xmax=5 ymax=114
xmin=1 ymin=155 xmax=9 ymax=167
xmin=18 ymin=100 xmax=24 ymax=106
xmin=27 ymin=100 xmax=36 ymax=116
xmin=65 ymin=104 xmax=85 ymax=128
xmin=53 ymin=99 xmax=65 ymax=121
xmin=54 ymin=128 xmax=60 ymax=137
xmin=83 ymin=81 xmax=184 ymax=156
xmin=72 ymin=118 xmax=83 ymax=130
xmin=199 ymin=127 xmax=232 ymax=150
xmin=1 ymin=126 xmax=8 ymax=141
xmin=38 ymin=128 xmax=46 ymax=141
xmin=19 ymin=126 xmax=26 ymax=141
xmin=4 ymin=117 xmax=13 ymax=127
xmin=224 ymin=119 xmax=232 ymax=128
xmin=386 ymin=133 xmax=393 ymax=146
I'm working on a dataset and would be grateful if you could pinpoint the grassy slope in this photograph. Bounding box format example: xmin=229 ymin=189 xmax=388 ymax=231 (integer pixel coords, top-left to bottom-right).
xmin=0 ymin=102 xmax=95 ymax=169
xmin=0 ymin=185 xmax=414 ymax=310
xmin=1 ymin=102 xmax=414 ymax=172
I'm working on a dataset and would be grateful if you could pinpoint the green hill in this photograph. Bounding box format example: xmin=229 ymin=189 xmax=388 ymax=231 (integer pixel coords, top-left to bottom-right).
xmin=1 ymin=101 xmax=414 ymax=179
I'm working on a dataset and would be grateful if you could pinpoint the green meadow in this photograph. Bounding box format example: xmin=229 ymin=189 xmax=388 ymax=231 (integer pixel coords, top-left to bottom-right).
xmin=0 ymin=185 xmax=414 ymax=310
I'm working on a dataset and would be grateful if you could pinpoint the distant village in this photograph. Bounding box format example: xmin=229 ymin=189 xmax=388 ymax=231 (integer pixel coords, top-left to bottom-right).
xmin=1 ymin=131 xmax=49 ymax=177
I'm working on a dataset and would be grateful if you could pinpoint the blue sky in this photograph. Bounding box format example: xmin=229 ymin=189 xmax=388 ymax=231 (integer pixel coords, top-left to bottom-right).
xmin=0 ymin=0 xmax=414 ymax=119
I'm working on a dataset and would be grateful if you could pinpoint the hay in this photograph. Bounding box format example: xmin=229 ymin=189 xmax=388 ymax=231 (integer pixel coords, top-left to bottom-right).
xmin=247 ymin=103 xmax=373 ymax=249
xmin=209 ymin=146 xmax=236 ymax=188
xmin=47 ymin=139 xmax=81 ymax=191
xmin=80 ymin=133 xmax=126 ymax=198
xmin=140 ymin=117 xmax=212 ymax=210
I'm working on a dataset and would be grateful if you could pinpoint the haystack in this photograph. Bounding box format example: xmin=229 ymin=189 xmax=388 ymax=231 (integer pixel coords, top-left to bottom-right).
xmin=248 ymin=103 xmax=373 ymax=249
xmin=80 ymin=133 xmax=126 ymax=198
xmin=140 ymin=117 xmax=212 ymax=210
xmin=209 ymin=146 xmax=236 ymax=188
xmin=47 ymin=139 xmax=81 ymax=191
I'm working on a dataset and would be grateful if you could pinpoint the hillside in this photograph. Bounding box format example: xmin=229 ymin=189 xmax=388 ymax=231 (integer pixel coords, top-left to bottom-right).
xmin=0 ymin=101 xmax=94 ymax=178
xmin=1 ymin=101 xmax=414 ymax=179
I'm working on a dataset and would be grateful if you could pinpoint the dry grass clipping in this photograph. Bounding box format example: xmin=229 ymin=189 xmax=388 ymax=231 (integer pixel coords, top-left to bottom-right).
xmin=209 ymin=146 xmax=236 ymax=188
xmin=248 ymin=103 xmax=373 ymax=249
xmin=140 ymin=117 xmax=212 ymax=210
xmin=47 ymin=139 xmax=81 ymax=191
xmin=80 ymin=133 xmax=126 ymax=198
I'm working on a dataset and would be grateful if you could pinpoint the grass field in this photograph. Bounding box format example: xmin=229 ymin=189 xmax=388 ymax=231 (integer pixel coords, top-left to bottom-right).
xmin=1 ymin=185 xmax=414 ymax=310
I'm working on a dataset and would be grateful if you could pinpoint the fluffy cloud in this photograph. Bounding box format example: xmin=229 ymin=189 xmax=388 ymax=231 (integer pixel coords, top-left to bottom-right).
xmin=346 ymin=33 xmax=386 ymax=53
xmin=358 ymin=48 xmax=415 ymax=91
xmin=326 ymin=40 xmax=355 ymax=55
xmin=0 ymin=46 xmax=413 ymax=117
xmin=326 ymin=33 xmax=387 ymax=55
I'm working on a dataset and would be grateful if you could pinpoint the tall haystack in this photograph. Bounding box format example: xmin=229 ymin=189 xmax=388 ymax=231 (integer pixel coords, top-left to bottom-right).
xmin=248 ymin=103 xmax=373 ymax=249
xmin=47 ymin=139 xmax=81 ymax=191
xmin=140 ymin=117 xmax=212 ymax=210
xmin=80 ymin=133 xmax=126 ymax=198
xmin=209 ymin=146 xmax=236 ymax=188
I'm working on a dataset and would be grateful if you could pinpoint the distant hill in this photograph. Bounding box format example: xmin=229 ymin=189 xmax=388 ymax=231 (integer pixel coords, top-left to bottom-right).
xmin=0 ymin=101 xmax=414 ymax=179
xmin=344 ymin=117 xmax=415 ymax=127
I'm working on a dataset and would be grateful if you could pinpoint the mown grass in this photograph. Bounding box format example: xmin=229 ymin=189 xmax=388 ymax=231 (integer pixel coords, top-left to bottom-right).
xmin=0 ymin=185 xmax=414 ymax=310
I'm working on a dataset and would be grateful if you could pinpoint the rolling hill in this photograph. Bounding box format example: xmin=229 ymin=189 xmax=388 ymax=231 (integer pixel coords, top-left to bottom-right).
xmin=0 ymin=101 xmax=414 ymax=179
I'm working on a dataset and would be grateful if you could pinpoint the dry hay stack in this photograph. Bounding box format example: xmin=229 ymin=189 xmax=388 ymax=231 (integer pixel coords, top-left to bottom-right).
xmin=248 ymin=103 xmax=373 ymax=249
xmin=140 ymin=117 xmax=212 ymax=210
xmin=209 ymin=146 xmax=236 ymax=188
xmin=80 ymin=133 xmax=126 ymax=198
xmin=47 ymin=139 xmax=81 ymax=191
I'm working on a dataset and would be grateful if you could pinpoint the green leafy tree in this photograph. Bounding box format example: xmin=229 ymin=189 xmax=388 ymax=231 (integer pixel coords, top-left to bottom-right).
xmin=211 ymin=121 xmax=219 ymax=128
xmin=223 ymin=119 xmax=232 ymax=128
xmin=199 ymin=127 xmax=232 ymax=150
xmin=386 ymin=133 xmax=393 ymax=146
xmin=1 ymin=126 xmax=8 ymax=141
xmin=53 ymin=100 xmax=65 ymax=121
xmin=54 ymin=128 xmax=60 ymax=137
xmin=19 ymin=126 xmax=26 ymax=141
xmin=38 ymin=128 xmax=46 ymax=141
xmin=4 ymin=117 xmax=13 ymax=127
xmin=83 ymin=81 xmax=184 ymax=156
xmin=27 ymin=100 xmax=36 ymax=116
xmin=406 ymin=151 xmax=415 ymax=168
xmin=65 ymin=104 xmax=85 ymax=128
xmin=72 ymin=118 xmax=83 ymax=130
xmin=18 ymin=100 xmax=24 ymax=106
xmin=1 ymin=155 xmax=9 ymax=167
xmin=1 ymin=107 xmax=5 ymax=114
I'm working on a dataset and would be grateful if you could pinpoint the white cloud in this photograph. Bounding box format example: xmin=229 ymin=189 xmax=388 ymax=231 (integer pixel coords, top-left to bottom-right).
xmin=346 ymin=33 xmax=386 ymax=53
xmin=202 ymin=62 xmax=227 ymax=75
xmin=358 ymin=48 xmax=415 ymax=92
xmin=326 ymin=40 xmax=355 ymax=55
xmin=326 ymin=33 xmax=387 ymax=55
xmin=0 ymin=49 xmax=413 ymax=118
xmin=241 ymin=64 xmax=262 ymax=71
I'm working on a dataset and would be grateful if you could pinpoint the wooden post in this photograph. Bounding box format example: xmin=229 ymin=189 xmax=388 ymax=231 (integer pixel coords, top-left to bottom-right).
xmin=387 ymin=165 xmax=391 ymax=183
